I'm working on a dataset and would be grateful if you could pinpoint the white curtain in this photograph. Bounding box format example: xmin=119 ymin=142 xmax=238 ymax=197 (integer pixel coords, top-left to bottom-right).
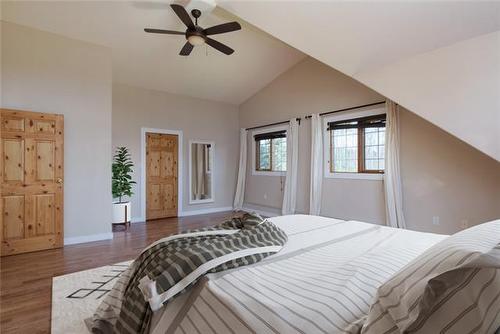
xmin=282 ymin=118 xmax=299 ymax=215
xmin=309 ymin=113 xmax=323 ymax=215
xmin=384 ymin=100 xmax=406 ymax=228
xmin=233 ymin=128 xmax=247 ymax=210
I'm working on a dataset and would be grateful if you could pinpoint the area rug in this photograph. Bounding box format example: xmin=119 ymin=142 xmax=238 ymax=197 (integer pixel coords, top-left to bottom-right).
xmin=51 ymin=260 xmax=132 ymax=334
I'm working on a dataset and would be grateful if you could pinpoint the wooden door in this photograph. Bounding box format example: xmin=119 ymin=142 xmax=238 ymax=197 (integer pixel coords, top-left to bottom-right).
xmin=1 ymin=109 xmax=64 ymax=256
xmin=146 ymin=133 xmax=178 ymax=220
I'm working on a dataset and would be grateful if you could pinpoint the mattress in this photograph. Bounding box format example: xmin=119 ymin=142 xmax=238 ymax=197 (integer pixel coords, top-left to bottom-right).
xmin=150 ymin=214 xmax=447 ymax=334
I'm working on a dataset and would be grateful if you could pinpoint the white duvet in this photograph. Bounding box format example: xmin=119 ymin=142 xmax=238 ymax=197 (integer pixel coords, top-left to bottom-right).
xmin=150 ymin=215 xmax=447 ymax=334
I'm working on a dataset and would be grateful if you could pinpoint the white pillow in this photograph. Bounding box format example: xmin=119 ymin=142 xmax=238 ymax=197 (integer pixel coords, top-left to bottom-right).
xmin=362 ymin=220 xmax=500 ymax=334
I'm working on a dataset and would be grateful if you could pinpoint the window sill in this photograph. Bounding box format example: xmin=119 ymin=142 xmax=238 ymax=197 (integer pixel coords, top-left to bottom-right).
xmin=325 ymin=172 xmax=384 ymax=181
xmin=252 ymin=170 xmax=286 ymax=177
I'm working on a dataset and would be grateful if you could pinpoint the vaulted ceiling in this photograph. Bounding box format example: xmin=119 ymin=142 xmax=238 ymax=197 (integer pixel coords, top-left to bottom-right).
xmin=1 ymin=1 xmax=305 ymax=104
xmin=2 ymin=1 xmax=499 ymax=160
xmin=220 ymin=1 xmax=500 ymax=161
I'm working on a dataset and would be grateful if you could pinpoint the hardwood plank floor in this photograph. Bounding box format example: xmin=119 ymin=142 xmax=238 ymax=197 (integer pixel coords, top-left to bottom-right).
xmin=0 ymin=211 xmax=237 ymax=334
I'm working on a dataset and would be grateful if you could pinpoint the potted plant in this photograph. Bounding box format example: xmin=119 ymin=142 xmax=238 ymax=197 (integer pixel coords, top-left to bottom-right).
xmin=112 ymin=146 xmax=136 ymax=226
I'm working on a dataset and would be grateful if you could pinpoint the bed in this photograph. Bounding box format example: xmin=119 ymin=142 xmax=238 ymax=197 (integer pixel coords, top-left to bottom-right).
xmin=148 ymin=215 xmax=449 ymax=334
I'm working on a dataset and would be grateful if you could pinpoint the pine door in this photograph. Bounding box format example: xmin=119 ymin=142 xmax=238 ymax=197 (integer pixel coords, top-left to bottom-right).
xmin=146 ymin=133 xmax=178 ymax=220
xmin=1 ymin=109 xmax=64 ymax=256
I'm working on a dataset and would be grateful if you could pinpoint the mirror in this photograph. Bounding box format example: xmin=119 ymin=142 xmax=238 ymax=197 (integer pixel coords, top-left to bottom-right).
xmin=189 ymin=141 xmax=214 ymax=204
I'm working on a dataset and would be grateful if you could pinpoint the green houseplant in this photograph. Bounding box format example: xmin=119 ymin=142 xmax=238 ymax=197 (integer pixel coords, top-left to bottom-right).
xmin=112 ymin=147 xmax=136 ymax=224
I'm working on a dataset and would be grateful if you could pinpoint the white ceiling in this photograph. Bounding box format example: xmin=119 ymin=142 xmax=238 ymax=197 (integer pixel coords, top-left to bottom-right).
xmin=1 ymin=1 xmax=306 ymax=105
xmin=220 ymin=1 xmax=500 ymax=160
xmin=220 ymin=0 xmax=500 ymax=77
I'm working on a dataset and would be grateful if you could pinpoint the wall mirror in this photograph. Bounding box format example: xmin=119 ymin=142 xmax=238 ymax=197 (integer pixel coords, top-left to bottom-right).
xmin=189 ymin=141 xmax=214 ymax=204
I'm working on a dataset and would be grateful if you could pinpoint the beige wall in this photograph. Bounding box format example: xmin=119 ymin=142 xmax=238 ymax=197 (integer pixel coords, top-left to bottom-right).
xmin=112 ymin=84 xmax=239 ymax=219
xmin=239 ymin=57 xmax=500 ymax=233
xmin=400 ymin=109 xmax=500 ymax=233
xmin=240 ymin=57 xmax=386 ymax=223
xmin=1 ymin=21 xmax=113 ymax=241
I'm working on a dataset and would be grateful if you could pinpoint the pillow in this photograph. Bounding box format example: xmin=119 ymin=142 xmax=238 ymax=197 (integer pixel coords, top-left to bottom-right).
xmin=362 ymin=220 xmax=500 ymax=334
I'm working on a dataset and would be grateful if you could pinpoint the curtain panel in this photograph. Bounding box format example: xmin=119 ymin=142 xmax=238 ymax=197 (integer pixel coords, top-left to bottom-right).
xmin=384 ymin=100 xmax=407 ymax=228
xmin=233 ymin=128 xmax=247 ymax=210
xmin=309 ymin=113 xmax=323 ymax=215
xmin=282 ymin=118 xmax=299 ymax=215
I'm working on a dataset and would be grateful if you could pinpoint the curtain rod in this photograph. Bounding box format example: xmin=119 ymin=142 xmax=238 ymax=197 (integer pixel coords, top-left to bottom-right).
xmin=304 ymin=101 xmax=386 ymax=119
xmin=245 ymin=101 xmax=385 ymax=131
xmin=245 ymin=118 xmax=301 ymax=131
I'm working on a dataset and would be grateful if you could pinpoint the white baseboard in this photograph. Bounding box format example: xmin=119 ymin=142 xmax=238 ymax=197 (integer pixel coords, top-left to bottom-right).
xmin=241 ymin=206 xmax=280 ymax=218
xmin=131 ymin=216 xmax=145 ymax=223
xmin=179 ymin=206 xmax=233 ymax=217
xmin=130 ymin=207 xmax=233 ymax=222
xmin=64 ymin=232 xmax=113 ymax=246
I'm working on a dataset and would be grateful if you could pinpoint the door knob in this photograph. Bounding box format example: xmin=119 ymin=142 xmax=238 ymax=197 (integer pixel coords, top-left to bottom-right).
xmin=56 ymin=178 xmax=63 ymax=184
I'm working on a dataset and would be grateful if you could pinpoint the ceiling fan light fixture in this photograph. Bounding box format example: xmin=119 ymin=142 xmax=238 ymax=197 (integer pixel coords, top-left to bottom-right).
xmin=187 ymin=35 xmax=205 ymax=46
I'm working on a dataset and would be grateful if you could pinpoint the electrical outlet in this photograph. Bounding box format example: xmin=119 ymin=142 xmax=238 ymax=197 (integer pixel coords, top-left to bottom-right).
xmin=263 ymin=193 xmax=268 ymax=200
xmin=432 ymin=216 xmax=440 ymax=225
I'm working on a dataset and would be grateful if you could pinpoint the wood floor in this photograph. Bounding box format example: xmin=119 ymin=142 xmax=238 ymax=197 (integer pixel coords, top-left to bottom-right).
xmin=0 ymin=211 xmax=236 ymax=334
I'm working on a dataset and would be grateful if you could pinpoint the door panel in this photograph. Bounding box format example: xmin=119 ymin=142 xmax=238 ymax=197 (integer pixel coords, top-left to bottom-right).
xmin=147 ymin=184 xmax=162 ymax=211
xmin=1 ymin=109 xmax=64 ymax=256
xmin=2 ymin=117 xmax=24 ymax=132
xmin=34 ymin=120 xmax=56 ymax=134
xmin=34 ymin=194 xmax=55 ymax=236
xmin=148 ymin=151 xmax=161 ymax=178
xmin=163 ymin=184 xmax=175 ymax=210
xmin=3 ymin=139 xmax=24 ymax=182
xmin=146 ymin=133 xmax=178 ymax=220
xmin=162 ymin=151 xmax=174 ymax=177
xmin=35 ymin=141 xmax=55 ymax=181
xmin=2 ymin=195 xmax=24 ymax=239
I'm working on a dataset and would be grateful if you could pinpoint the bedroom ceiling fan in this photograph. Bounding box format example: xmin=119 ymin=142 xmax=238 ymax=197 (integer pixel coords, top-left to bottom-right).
xmin=144 ymin=4 xmax=241 ymax=56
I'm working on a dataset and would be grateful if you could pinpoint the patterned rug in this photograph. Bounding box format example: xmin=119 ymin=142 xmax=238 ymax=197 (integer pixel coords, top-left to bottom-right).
xmin=51 ymin=261 xmax=132 ymax=334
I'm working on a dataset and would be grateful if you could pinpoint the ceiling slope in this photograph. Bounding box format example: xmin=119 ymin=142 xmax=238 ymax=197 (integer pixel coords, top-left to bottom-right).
xmin=220 ymin=1 xmax=500 ymax=161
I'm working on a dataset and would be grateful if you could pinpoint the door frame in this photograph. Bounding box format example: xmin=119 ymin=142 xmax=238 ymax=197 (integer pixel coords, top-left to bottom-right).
xmin=141 ymin=127 xmax=183 ymax=221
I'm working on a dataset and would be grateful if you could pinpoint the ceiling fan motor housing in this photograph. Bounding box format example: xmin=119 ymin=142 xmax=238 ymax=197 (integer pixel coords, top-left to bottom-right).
xmin=186 ymin=26 xmax=207 ymax=45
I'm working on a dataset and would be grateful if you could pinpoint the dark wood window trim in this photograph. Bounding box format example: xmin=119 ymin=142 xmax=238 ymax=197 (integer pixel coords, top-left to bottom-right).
xmin=329 ymin=114 xmax=386 ymax=174
xmin=254 ymin=131 xmax=286 ymax=172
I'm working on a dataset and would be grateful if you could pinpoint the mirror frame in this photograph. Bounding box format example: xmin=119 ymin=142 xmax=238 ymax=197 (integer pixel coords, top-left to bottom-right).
xmin=188 ymin=140 xmax=215 ymax=204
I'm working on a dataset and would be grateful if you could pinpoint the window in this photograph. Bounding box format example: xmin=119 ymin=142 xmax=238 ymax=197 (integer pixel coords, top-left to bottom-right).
xmin=254 ymin=130 xmax=287 ymax=173
xmin=328 ymin=114 xmax=386 ymax=175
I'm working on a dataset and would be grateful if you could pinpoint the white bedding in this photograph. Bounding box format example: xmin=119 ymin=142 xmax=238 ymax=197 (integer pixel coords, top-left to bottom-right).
xmin=150 ymin=215 xmax=447 ymax=334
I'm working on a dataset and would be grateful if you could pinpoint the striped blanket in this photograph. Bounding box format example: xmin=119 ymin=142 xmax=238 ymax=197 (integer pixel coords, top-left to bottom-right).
xmin=150 ymin=215 xmax=448 ymax=334
xmin=90 ymin=214 xmax=287 ymax=334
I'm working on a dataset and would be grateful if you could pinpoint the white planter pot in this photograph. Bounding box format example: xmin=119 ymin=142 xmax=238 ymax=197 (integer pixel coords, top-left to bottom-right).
xmin=112 ymin=201 xmax=131 ymax=224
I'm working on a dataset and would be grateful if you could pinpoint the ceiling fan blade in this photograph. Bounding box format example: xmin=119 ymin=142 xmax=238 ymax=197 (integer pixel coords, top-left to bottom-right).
xmin=206 ymin=38 xmax=234 ymax=55
xmin=179 ymin=42 xmax=194 ymax=56
xmin=170 ymin=4 xmax=195 ymax=30
xmin=203 ymin=22 xmax=241 ymax=35
xmin=144 ymin=28 xmax=185 ymax=35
